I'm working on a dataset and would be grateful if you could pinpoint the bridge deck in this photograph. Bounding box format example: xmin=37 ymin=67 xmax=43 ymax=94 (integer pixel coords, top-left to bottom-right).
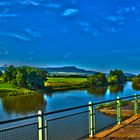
xmin=93 ymin=114 xmax=140 ymax=139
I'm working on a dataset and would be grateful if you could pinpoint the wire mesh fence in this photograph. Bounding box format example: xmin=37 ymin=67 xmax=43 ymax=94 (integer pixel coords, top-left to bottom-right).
xmin=0 ymin=122 xmax=38 ymax=140
xmin=0 ymin=116 xmax=38 ymax=140
xmin=95 ymin=102 xmax=117 ymax=133
xmin=1 ymin=94 xmax=140 ymax=140
xmin=44 ymin=107 xmax=90 ymax=140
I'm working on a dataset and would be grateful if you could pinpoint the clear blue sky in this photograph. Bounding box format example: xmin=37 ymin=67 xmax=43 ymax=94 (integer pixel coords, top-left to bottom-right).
xmin=0 ymin=0 xmax=140 ymax=73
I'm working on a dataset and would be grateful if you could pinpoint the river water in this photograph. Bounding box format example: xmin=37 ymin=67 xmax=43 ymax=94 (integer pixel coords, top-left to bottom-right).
xmin=0 ymin=82 xmax=139 ymax=122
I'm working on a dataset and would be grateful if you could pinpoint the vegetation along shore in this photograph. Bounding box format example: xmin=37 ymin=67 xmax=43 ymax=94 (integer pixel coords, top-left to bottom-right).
xmin=0 ymin=65 xmax=139 ymax=97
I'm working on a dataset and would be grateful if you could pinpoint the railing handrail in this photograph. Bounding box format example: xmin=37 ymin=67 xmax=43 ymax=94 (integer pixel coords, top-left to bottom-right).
xmin=43 ymin=104 xmax=89 ymax=115
xmin=44 ymin=94 xmax=140 ymax=116
xmin=0 ymin=94 xmax=140 ymax=124
xmin=0 ymin=114 xmax=39 ymax=125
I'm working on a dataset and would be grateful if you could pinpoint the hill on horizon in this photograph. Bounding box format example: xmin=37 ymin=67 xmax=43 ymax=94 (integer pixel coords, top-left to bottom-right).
xmin=40 ymin=66 xmax=97 ymax=76
xmin=0 ymin=66 xmax=136 ymax=77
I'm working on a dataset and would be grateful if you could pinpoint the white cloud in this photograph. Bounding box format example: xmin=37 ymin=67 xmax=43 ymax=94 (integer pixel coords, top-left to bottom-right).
xmin=24 ymin=28 xmax=42 ymax=37
xmin=0 ymin=14 xmax=18 ymax=18
xmin=0 ymin=32 xmax=30 ymax=41
xmin=62 ymin=8 xmax=78 ymax=16
xmin=105 ymin=27 xmax=117 ymax=32
xmin=79 ymin=21 xmax=91 ymax=32
xmin=0 ymin=8 xmax=18 ymax=18
xmin=0 ymin=48 xmax=8 ymax=56
xmin=105 ymin=16 xmax=118 ymax=22
xmin=19 ymin=0 xmax=40 ymax=6
xmin=0 ymin=2 xmax=12 ymax=6
xmin=28 ymin=51 xmax=35 ymax=54
xmin=64 ymin=52 xmax=72 ymax=58
xmin=46 ymin=3 xmax=60 ymax=8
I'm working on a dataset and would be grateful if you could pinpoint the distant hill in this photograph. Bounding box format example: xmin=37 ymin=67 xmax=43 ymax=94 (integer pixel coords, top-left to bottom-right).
xmin=124 ymin=73 xmax=136 ymax=78
xmin=0 ymin=66 xmax=136 ymax=78
xmin=40 ymin=66 xmax=97 ymax=76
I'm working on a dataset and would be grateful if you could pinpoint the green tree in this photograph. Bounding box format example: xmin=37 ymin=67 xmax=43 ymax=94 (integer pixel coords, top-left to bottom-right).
xmin=132 ymin=75 xmax=140 ymax=90
xmin=88 ymin=72 xmax=107 ymax=86
xmin=2 ymin=65 xmax=47 ymax=90
xmin=0 ymin=71 xmax=3 ymax=77
xmin=2 ymin=65 xmax=16 ymax=83
xmin=108 ymin=70 xmax=126 ymax=84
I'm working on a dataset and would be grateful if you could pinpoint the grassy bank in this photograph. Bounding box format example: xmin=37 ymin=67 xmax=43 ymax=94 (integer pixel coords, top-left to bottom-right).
xmin=0 ymin=83 xmax=34 ymax=97
xmin=45 ymin=77 xmax=89 ymax=90
xmin=96 ymin=100 xmax=134 ymax=117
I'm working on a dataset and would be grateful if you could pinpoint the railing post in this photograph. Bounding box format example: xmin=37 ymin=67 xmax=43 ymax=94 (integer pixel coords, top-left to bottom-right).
xmin=89 ymin=101 xmax=93 ymax=138
xmin=38 ymin=110 xmax=43 ymax=140
xmin=93 ymin=106 xmax=96 ymax=135
xmin=117 ymin=97 xmax=121 ymax=124
xmin=44 ymin=120 xmax=48 ymax=140
xmin=134 ymin=94 xmax=138 ymax=116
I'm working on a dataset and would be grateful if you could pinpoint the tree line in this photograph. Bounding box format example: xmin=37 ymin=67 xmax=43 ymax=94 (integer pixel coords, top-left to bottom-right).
xmin=1 ymin=65 xmax=47 ymax=90
xmin=87 ymin=70 xmax=126 ymax=86
xmin=1 ymin=65 xmax=138 ymax=91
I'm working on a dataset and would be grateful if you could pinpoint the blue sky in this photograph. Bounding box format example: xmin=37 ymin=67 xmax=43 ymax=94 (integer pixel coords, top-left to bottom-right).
xmin=0 ymin=0 xmax=140 ymax=73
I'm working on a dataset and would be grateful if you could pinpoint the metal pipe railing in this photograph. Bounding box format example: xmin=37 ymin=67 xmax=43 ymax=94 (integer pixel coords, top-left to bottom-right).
xmin=0 ymin=94 xmax=140 ymax=140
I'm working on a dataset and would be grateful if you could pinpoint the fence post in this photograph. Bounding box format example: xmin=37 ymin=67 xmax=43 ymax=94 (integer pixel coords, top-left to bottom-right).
xmin=117 ymin=97 xmax=121 ymax=124
xmin=134 ymin=94 xmax=138 ymax=116
xmin=44 ymin=120 xmax=48 ymax=140
xmin=93 ymin=106 xmax=96 ymax=135
xmin=89 ymin=101 xmax=93 ymax=138
xmin=38 ymin=110 xmax=43 ymax=140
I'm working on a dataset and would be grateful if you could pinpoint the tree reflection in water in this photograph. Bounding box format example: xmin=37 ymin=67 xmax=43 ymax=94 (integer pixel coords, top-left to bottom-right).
xmin=109 ymin=84 xmax=124 ymax=93
xmin=87 ymin=86 xmax=107 ymax=96
xmin=2 ymin=94 xmax=46 ymax=114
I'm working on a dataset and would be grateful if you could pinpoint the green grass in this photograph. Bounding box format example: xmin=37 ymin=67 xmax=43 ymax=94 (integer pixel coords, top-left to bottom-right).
xmin=45 ymin=77 xmax=89 ymax=90
xmin=0 ymin=82 xmax=35 ymax=97
xmin=0 ymin=83 xmax=16 ymax=90
xmin=47 ymin=77 xmax=87 ymax=83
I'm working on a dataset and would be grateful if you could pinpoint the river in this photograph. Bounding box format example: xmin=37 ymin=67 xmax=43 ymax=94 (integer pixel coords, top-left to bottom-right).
xmin=0 ymin=82 xmax=139 ymax=122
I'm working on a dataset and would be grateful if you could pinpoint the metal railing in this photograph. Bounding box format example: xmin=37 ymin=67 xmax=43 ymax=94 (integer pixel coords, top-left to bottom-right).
xmin=0 ymin=94 xmax=140 ymax=140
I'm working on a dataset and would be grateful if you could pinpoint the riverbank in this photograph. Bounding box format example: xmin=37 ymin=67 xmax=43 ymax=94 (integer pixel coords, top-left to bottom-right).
xmin=45 ymin=77 xmax=89 ymax=91
xmin=97 ymin=101 xmax=137 ymax=117
xmin=0 ymin=83 xmax=35 ymax=97
xmin=0 ymin=78 xmax=88 ymax=97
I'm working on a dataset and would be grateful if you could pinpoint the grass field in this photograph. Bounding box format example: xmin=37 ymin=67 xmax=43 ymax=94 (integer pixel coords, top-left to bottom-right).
xmin=0 ymin=83 xmax=35 ymax=96
xmin=45 ymin=77 xmax=89 ymax=90
xmin=0 ymin=83 xmax=16 ymax=90
xmin=46 ymin=77 xmax=87 ymax=83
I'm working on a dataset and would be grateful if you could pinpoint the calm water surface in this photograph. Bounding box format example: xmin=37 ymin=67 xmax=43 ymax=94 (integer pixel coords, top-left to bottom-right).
xmin=0 ymin=82 xmax=139 ymax=121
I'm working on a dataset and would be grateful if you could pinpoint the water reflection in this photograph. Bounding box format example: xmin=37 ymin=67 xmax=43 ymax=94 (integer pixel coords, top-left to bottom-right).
xmin=1 ymin=94 xmax=46 ymax=114
xmin=87 ymin=84 xmax=124 ymax=95
xmin=0 ymin=82 xmax=139 ymax=121
xmin=132 ymin=84 xmax=140 ymax=91
xmin=109 ymin=84 xmax=124 ymax=93
xmin=87 ymin=86 xmax=107 ymax=95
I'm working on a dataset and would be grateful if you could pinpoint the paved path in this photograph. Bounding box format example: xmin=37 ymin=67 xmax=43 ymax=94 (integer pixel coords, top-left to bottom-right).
xmin=92 ymin=115 xmax=140 ymax=139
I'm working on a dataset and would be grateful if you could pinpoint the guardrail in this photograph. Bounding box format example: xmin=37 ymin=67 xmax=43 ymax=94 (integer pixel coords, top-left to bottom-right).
xmin=0 ymin=94 xmax=140 ymax=140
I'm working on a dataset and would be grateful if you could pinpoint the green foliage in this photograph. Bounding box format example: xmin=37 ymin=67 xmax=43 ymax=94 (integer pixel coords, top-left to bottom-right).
xmin=132 ymin=75 xmax=140 ymax=90
xmin=96 ymin=100 xmax=130 ymax=110
xmin=0 ymin=83 xmax=16 ymax=90
xmin=107 ymin=70 xmax=126 ymax=84
xmin=87 ymin=72 xmax=107 ymax=86
xmin=0 ymin=71 xmax=3 ymax=77
xmin=47 ymin=77 xmax=87 ymax=83
xmin=45 ymin=77 xmax=88 ymax=90
xmin=2 ymin=65 xmax=47 ymax=90
xmin=2 ymin=65 xmax=16 ymax=83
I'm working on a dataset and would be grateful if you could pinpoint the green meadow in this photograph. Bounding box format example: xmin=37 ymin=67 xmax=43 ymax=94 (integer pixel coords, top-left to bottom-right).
xmin=45 ymin=77 xmax=88 ymax=90
xmin=47 ymin=77 xmax=87 ymax=83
